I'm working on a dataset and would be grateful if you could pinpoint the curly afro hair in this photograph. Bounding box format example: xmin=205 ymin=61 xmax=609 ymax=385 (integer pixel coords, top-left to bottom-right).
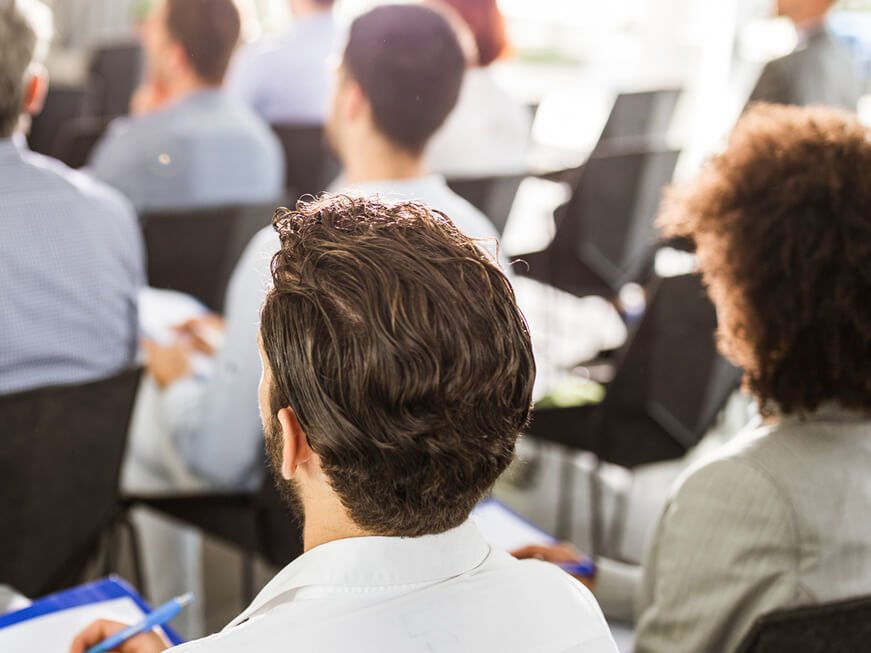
xmin=659 ymin=103 xmax=871 ymax=415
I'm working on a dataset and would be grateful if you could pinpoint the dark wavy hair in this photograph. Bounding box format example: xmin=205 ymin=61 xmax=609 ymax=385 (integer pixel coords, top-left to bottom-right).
xmin=659 ymin=103 xmax=871 ymax=415
xmin=259 ymin=194 xmax=535 ymax=536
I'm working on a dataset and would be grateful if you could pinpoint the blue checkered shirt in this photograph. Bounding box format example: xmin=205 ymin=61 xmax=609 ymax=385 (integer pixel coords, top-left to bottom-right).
xmin=0 ymin=136 xmax=144 ymax=395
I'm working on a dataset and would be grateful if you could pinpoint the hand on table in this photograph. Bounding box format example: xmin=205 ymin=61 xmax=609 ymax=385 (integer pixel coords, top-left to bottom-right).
xmin=143 ymin=339 xmax=193 ymax=388
xmin=70 ymin=619 xmax=169 ymax=653
xmin=512 ymin=543 xmax=597 ymax=590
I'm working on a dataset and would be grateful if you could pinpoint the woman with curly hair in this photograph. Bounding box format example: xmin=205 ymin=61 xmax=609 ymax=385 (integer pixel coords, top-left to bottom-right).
xmin=635 ymin=103 xmax=871 ymax=651
xmin=518 ymin=103 xmax=871 ymax=652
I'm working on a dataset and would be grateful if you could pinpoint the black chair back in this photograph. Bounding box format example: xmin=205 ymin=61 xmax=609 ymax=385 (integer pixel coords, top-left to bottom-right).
xmin=597 ymin=273 xmax=741 ymax=467
xmin=447 ymin=174 xmax=525 ymax=235
xmin=270 ymin=124 xmax=340 ymax=201
xmin=0 ymin=368 xmax=142 ymax=597
xmin=736 ymin=595 xmax=871 ymax=653
xmin=598 ymin=88 xmax=682 ymax=146
xmin=52 ymin=116 xmax=113 ymax=169
xmin=526 ymin=274 xmax=740 ymax=468
xmin=552 ymin=146 xmax=679 ymax=294
xmin=27 ymin=85 xmax=97 ymax=158
xmin=88 ymin=42 xmax=145 ymax=118
xmin=142 ymin=204 xmax=274 ymax=312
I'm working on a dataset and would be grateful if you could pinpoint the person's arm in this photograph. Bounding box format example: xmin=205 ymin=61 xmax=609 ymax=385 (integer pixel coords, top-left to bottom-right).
xmin=633 ymin=457 xmax=801 ymax=653
xmin=158 ymin=229 xmax=278 ymax=489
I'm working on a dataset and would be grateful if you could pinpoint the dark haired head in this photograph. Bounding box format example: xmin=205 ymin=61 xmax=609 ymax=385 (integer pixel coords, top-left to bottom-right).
xmin=259 ymin=194 xmax=535 ymax=536
xmin=341 ymin=4 xmax=466 ymax=154
xmin=438 ymin=0 xmax=508 ymax=66
xmin=659 ymin=103 xmax=871 ymax=415
xmin=164 ymin=0 xmax=240 ymax=84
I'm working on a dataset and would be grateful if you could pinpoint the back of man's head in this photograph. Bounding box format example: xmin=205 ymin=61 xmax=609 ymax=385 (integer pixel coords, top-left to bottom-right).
xmin=0 ymin=0 xmax=51 ymax=138
xmin=260 ymin=195 xmax=534 ymax=537
xmin=342 ymin=4 xmax=466 ymax=155
xmin=164 ymin=0 xmax=240 ymax=85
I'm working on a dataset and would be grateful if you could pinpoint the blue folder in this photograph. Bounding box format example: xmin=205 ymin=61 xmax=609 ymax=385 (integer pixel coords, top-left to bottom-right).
xmin=0 ymin=576 xmax=184 ymax=646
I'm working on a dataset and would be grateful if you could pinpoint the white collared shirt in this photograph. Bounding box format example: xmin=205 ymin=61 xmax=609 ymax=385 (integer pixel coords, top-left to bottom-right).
xmin=172 ymin=520 xmax=617 ymax=652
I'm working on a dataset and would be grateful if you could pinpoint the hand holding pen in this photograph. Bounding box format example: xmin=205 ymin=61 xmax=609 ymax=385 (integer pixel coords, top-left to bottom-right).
xmin=69 ymin=593 xmax=192 ymax=653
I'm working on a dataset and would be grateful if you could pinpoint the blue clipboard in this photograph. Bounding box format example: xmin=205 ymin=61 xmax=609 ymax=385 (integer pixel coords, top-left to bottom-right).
xmin=0 ymin=576 xmax=184 ymax=646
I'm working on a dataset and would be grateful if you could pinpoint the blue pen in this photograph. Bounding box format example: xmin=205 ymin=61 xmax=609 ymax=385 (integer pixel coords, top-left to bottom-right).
xmin=558 ymin=559 xmax=597 ymax=579
xmin=85 ymin=593 xmax=194 ymax=653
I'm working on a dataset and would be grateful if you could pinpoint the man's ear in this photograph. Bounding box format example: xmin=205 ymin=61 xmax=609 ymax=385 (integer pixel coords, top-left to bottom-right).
xmin=344 ymin=79 xmax=368 ymax=122
xmin=276 ymin=407 xmax=314 ymax=480
xmin=22 ymin=64 xmax=48 ymax=117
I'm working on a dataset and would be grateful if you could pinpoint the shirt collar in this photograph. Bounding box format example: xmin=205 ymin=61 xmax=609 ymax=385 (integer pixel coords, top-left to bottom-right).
xmin=226 ymin=520 xmax=491 ymax=629
xmin=0 ymin=134 xmax=28 ymax=165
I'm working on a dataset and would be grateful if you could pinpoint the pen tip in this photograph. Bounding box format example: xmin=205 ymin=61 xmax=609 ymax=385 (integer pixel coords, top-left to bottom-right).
xmin=178 ymin=593 xmax=195 ymax=606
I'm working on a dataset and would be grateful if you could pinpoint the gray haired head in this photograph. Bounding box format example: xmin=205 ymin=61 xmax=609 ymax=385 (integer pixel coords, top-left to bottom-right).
xmin=0 ymin=0 xmax=52 ymax=137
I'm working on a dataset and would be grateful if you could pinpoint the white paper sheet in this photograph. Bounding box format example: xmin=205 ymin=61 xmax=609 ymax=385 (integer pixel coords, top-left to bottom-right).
xmin=0 ymin=596 xmax=171 ymax=651
xmin=470 ymin=499 xmax=556 ymax=552
xmin=138 ymin=287 xmax=209 ymax=344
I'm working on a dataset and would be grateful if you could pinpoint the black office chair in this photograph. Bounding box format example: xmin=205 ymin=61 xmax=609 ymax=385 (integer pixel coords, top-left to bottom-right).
xmin=141 ymin=204 xmax=275 ymax=312
xmin=517 ymin=145 xmax=680 ymax=299
xmin=27 ymin=84 xmax=98 ymax=158
xmin=127 ymin=471 xmax=303 ymax=606
xmin=88 ymin=42 xmax=145 ymax=118
xmin=736 ymin=595 xmax=871 ymax=653
xmin=537 ymin=87 xmax=681 ymax=187
xmin=447 ymin=174 xmax=525 ymax=235
xmin=0 ymin=368 xmax=143 ymax=597
xmin=52 ymin=115 xmax=113 ymax=169
xmin=597 ymin=88 xmax=682 ymax=147
xmin=526 ymin=274 xmax=742 ymax=549
xmin=270 ymin=124 xmax=340 ymax=201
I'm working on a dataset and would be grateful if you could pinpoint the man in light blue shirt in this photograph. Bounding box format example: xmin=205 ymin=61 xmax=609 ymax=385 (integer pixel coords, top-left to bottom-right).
xmin=88 ymin=0 xmax=284 ymax=212
xmin=0 ymin=0 xmax=143 ymax=397
xmin=226 ymin=0 xmax=341 ymax=125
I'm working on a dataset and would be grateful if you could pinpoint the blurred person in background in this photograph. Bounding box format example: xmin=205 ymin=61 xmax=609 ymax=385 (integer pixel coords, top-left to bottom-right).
xmin=747 ymin=0 xmax=864 ymax=110
xmin=426 ymin=0 xmax=532 ymax=177
xmin=87 ymin=0 xmax=284 ymax=211
xmin=328 ymin=2 xmax=504 ymax=257
xmin=0 ymin=0 xmax=143 ymax=396
xmin=517 ymin=104 xmax=871 ymax=652
xmin=226 ymin=0 xmax=341 ymax=125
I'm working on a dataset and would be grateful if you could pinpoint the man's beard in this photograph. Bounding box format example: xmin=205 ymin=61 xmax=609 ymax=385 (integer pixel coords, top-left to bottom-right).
xmin=265 ymin=415 xmax=305 ymax=526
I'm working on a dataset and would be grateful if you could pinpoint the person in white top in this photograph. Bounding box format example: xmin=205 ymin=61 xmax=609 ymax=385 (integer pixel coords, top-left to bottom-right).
xmin=70 ymin=192 xmax=617 ymax=653
xmin=425 ymin=0 xmax=532 ymax=177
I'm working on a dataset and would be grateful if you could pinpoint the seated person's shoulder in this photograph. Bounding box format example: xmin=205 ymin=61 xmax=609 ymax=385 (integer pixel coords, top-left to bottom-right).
xmin=485 ymin=550 xmax=610 ymax=625
xmin=22 ymin=149 xmax=136 ymax=222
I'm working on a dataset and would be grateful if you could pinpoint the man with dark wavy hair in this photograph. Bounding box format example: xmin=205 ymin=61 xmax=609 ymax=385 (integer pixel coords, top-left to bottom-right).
xmin=71 ymin=195 xmax=617 ymax=653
